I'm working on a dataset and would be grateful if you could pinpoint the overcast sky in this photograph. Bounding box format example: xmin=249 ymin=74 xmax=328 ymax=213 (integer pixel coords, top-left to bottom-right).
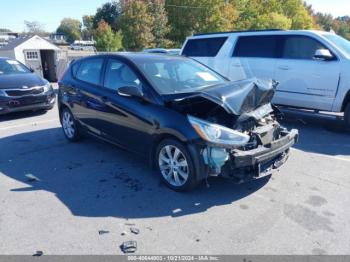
xmin=0 ymin=0 xmax=349 ymax=33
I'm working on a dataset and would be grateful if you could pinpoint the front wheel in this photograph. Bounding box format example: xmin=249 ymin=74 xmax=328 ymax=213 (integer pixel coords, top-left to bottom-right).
xmin=156 ymin=139 xmax=198 ymax=192
xmin=61 ymin=108 xmax=81 ymax=142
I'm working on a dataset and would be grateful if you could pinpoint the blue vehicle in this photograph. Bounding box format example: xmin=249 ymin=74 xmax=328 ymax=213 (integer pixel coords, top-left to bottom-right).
xmin=0 ymin=57 xmax=55 ymax=115
xmin=58 ymin=53 xmax=298 ymax=191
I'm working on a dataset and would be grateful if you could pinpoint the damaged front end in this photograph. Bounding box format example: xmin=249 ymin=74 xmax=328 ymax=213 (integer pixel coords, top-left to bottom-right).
xmin=165 ymin=78 xmax=299 ymax=183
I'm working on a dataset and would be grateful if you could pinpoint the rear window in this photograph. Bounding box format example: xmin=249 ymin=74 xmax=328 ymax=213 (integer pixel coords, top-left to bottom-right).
xmin=76 ymin=58 xmax=104 ymax=85
xmin=233 ymin=35 xmax=282 ymax=58
xmin=182 ymin=37 xmax=228 ymax=57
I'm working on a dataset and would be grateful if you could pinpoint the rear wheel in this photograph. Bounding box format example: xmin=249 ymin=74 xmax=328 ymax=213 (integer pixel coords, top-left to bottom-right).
xmin=345 ymin=103 xmax=350 ymax=129
xmin=61 ymin=108 xmax=81 ymax=142
xmin=156 ymin=139 xmax=198 ymax=192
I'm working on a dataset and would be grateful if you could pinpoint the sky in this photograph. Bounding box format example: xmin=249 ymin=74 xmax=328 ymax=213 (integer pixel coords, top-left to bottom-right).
xmin=0 ymin=0 xmax=350 ymax=33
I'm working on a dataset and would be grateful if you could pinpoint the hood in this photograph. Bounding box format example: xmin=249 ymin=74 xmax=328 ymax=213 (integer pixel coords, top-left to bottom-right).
xmin=164 ymin=78 xmax=277 ymax=115
xmin=0 ymin=73 xmax=46 ymax=89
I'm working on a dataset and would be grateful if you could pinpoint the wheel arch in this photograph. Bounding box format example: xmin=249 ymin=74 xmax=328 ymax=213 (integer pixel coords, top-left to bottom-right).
xmin=341 ymin=90 xmax=350 ymax=112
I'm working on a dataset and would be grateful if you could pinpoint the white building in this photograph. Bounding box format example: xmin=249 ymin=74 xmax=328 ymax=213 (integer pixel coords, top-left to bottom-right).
xmin=0 ymin=35 xmax=68 ymax=82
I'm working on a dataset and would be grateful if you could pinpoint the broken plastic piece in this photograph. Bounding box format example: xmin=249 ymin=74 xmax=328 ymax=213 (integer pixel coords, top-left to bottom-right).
xmin=120 ymin=241 xmax=137 ymax=253
xmin=130 ymin=227 xmax=140 ymax=235
xmin=98 ymin=230 xmax=110 ymax=235
xmin=33 ymin=251 xmax=43 ymax=256
xmin=25 ymin=174 xmax=40 ymax=182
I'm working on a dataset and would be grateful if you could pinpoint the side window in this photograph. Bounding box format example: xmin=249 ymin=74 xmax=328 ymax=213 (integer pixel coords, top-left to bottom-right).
xmin=182 ymin=37 xmax=228 ymax=57
xmin=282 ymin=36 xmax=326 ymax=60
xmin=104 ymin=59 xmax=141 ymax=91
xmin=232 ymin=35 xmax=281 ymax=58
xmin=76 ymin=58 xmax=104 ymax=85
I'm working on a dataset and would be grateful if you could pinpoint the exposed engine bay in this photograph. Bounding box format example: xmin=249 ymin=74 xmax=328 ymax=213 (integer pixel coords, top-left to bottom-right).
xmin=164 ymin=78 xmax=298 ymax=182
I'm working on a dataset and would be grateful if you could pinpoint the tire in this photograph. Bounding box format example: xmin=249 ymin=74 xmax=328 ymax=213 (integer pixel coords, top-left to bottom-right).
xmin=61 ymin=107 xmax=81 ymax=142
xmin=345 ymin=103 xmax=350 ymax=130
xmin=156 ymin=139 xmax=198 ymax=192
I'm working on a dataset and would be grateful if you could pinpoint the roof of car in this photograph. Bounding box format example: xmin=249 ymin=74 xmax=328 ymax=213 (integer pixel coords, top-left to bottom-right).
xmin=189 ymin=29 xmax=334 ymax=39
xmin=76 ymin=52 xmax=187 ymax=62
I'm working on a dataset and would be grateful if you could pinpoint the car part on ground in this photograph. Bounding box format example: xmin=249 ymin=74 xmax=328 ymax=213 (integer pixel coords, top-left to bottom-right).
xmin=58 ymin=53 xmax=298 ymax=191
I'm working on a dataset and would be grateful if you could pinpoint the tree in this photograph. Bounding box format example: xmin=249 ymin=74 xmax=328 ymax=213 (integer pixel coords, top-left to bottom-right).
xmin=94 ymin=20 xmax=123 ymax=51
xmin=119 ymin=1 xmax=155 ymax=51
xmin=24 ymin=20 xmax=46 ymax=36
xmin=314 ymin=12 xmax=334 ymax=31
xmin=166 ymin=0 xmax=237 ymax=45
xmin=150 ymin=0 xmax=172 ymax=47
xmin=56 ymin=18 xmax=82 ymax=43
xmin=230 ymin=0 xmax=314 ymax=30
xmin=93 ymin=1 xmax=121 ymax=31
xmin=82 ymin=15 xmax=95 ymax=40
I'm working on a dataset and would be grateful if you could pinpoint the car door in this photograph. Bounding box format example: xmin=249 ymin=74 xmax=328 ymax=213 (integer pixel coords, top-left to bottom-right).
xmin=273 ymin=35 xmax=341 ymax=110
xmin=72 ymin=57 xmax=113 ymax=136
xmin=229 ymin=35 xmax=281 ymax=81
xmin=99 ymin=58 xmax=157 ymax=154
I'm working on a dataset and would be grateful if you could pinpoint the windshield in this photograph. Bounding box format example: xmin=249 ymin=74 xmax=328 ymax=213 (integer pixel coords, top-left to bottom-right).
xmin=324 ymin=34 xmax=350 ymax=57
xmin=135 ymin=56 xmax=226 ymax=95
xmin=0 ymin=59 xmax=31 ymax=75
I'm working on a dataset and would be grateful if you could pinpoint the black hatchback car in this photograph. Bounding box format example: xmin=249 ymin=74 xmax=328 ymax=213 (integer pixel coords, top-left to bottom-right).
xmin=0 ymin=57 xmax=55 ymax=115
xmin=58 ymin=53 xmax=298 ymax=191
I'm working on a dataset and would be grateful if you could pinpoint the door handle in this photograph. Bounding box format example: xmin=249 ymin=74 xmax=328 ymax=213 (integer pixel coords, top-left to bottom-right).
xmin=101 ymin=96 xmax=109 ymax=103
xmin=278 ymin=65 xmax=290 ymax=70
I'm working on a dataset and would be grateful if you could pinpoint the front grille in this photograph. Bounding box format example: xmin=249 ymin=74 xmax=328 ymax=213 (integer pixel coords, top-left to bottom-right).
xmin=5 ymin=87 xmax=44 ymax=97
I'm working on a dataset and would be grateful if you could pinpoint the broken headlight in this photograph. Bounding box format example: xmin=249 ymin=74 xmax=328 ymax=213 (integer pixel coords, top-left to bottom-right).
xmin=188 ymin=115 xmax=250 ymax=147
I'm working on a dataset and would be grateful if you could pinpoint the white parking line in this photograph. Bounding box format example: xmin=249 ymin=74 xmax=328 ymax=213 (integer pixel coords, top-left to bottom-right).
xmin=0 ymin=119 xmax=59 ymax=131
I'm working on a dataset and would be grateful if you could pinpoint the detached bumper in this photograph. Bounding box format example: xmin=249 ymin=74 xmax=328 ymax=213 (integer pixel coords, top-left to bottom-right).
xmin=233 ymin=129 xmax=298 ymax=168
xmin=216 ymin=129 xmax=298 ymax=182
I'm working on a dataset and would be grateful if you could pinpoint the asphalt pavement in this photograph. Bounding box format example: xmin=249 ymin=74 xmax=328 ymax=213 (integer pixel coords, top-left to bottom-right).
xmin=0 ymin=104 xmax=349 ymax=255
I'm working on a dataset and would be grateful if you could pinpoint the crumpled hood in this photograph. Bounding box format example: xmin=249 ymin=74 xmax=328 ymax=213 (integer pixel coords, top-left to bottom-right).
xmin=164 ymin=78 xmax=277 ymax=115
xmin=0 ymin=73 xmax=46 ymax=89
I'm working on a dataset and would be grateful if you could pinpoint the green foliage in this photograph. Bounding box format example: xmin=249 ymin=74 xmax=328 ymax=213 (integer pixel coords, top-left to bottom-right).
xmin=151 ymin=0 xmax=172 ymax=48
xmin=166 ymin=0 xmax=237 ymax=45
xmin=93 ymin=1 xmax=121 ymax=31
xmin=231 ymin=0 xmax=314 ymax=30
xmin=119 ymin=1 xmax=155 ymax=51
xmin=94 ymin=20 xmax=123 ymax=51
xmin=56 ymin=18 xmax=82 ymax=43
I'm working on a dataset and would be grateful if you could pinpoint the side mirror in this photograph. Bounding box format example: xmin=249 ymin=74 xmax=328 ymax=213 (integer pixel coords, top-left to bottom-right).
xmin=314 ymin=49 xmax=334 ymax=60
xmin=117 ymin=86 xmax=143 ymax=98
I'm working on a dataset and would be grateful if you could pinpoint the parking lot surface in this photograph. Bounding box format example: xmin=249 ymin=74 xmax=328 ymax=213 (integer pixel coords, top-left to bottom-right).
xmin=0 ymin=104 xmax=349 ymax=255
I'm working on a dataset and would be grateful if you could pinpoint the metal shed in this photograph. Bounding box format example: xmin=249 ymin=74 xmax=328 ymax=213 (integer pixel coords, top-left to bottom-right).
xmin=0 ymin=35 xmax=68 ymax=82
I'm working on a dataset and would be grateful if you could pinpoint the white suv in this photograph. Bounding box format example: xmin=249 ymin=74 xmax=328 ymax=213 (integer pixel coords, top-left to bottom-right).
xmin=181 ymin=30 xmax=350 ymax=127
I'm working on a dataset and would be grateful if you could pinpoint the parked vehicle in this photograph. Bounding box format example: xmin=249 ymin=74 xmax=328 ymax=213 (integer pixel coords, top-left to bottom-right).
xmin=0 ymin=57 xmax=55 ymax=115
xmin=143 ymin=48 xmax=181 ymax=55
xmin=181 ymin=29 xmax=350 ymax=127
xmin=70 ymin=40 xmax=96 ymax=51
xmin=58 ymin=53 xmax=298 ymax=191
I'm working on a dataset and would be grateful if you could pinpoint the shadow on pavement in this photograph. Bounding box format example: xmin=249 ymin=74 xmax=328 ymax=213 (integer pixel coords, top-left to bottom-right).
xmin=280 ymin=110 xmax=350 ymax=157
xmin=0 ymin=127 xmax=270 ymax=219
xmin=0 ymin=109 xmax=48 ymax=122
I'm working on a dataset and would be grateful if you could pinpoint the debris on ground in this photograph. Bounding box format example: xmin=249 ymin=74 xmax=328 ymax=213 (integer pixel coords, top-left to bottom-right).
xmin=130 ymin=227 xmax=140 ymax=235
xmin=121 ymin=231 xmax=127 ymax=236
xmin=25 ymin=174 xmax=40 ymax=182
xmin=32 ymin=251 xmax=43 ymax=256
xmin=98 ymin=230 xmax=110 ymax=235
xmin=120 ymin=241 xmax=137 ymax=253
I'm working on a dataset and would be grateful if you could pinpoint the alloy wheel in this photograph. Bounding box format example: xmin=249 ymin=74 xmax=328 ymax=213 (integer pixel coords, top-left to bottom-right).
xmin=158 ymin=145 xmax=189 ymax=187
xmin=62 ymin=111 xmax=75 ymax=139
